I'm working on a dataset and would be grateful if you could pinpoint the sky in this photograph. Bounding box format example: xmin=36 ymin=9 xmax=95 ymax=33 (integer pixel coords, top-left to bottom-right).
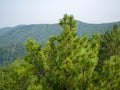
xmin=0 ymin=0 xmax=120 ymax=28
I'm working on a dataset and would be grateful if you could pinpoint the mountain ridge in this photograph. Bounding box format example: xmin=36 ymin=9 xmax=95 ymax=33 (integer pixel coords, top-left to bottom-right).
xmin=0 ymin=20 xmax=120 ymax=64
xmin=0 ymin=20 xmax=120 ymax=47
xmin=1 ymin=20 xmax=120 ymax=29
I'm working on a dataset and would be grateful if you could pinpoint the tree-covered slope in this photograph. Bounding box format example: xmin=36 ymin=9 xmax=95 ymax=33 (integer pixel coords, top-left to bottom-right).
xmin=0 ymin=21 xmax=120 ymax=46
xmin=0 ymin=21 xmax=120 ymax=64
xmin=0 ymin=24 xmax=62 ymax=46
xmin=0 ymin=15 xmax=120 ymax=90
xmin=77 ymin=21 xmax=120 ymax=36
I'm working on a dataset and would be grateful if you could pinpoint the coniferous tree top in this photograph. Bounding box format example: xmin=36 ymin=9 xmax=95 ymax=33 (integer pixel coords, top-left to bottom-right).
xmin=59 ymin=14 xmax=77 ymax=31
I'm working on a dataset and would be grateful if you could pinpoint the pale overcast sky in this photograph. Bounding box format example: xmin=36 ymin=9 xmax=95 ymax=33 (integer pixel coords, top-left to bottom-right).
xmin=0 ymin=0 xmax=120 ymax=28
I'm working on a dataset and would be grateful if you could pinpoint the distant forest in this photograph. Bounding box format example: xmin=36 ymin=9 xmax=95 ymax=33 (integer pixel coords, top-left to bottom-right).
xmin=0 ymin=17 xmax=120 ymax=64
xmin=0 ymin=14 xmax=120 ymax=90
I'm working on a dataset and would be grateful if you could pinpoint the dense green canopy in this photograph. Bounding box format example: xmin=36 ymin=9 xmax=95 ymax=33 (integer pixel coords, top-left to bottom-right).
xmin=0 ymin=14 xmax=120 ymax=90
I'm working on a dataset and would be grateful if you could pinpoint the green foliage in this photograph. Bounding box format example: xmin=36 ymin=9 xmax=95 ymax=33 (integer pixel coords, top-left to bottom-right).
xmin=0 ymin=20 xmax=120 ymax=64
xmin=27 ymin=76 xmax=43 ymax=90
xmin=100 ymin=56 xmax=120 ymax=90
xmin=97 ymin=24 xmax=120 ymax=72
xmin=0 ymin=15 xmax=120 ymax=90
xmin=0 ymin=60 xmax=34 ymax=90
xmin=59 ymin=14 xmax=77 ymax=30
xmin=113 ymin=24 xmax=119 ymax=30
xmin=0 ymin=43 xmax=26 ymax=65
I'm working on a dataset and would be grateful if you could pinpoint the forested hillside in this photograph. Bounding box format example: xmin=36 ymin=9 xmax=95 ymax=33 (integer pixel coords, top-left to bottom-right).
xmin=0 ymin=14 xmax=120 ymax=90
xmin=0 ymin=17 xmax=120 ymax=64
xmin=0 ymin=21 xmax=120 ymax=46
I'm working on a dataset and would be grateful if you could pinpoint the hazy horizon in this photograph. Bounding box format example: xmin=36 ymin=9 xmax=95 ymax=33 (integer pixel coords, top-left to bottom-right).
xmin=1 ymin=20 xmax=120 ymax=29
xmin=1 ymin=0 xmax=120 ymax=28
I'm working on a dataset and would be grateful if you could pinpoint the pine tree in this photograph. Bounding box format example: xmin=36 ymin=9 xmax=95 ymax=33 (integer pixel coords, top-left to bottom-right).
xmin=100 ymin=56 xmax=120 ymax=90
xmin=98 ymin=24 xmax=120 ymax=72
xmin=1 ymin=15 xmax=120 ymax=90
xmin=41 ymin=14 xmax=99 ymax=89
